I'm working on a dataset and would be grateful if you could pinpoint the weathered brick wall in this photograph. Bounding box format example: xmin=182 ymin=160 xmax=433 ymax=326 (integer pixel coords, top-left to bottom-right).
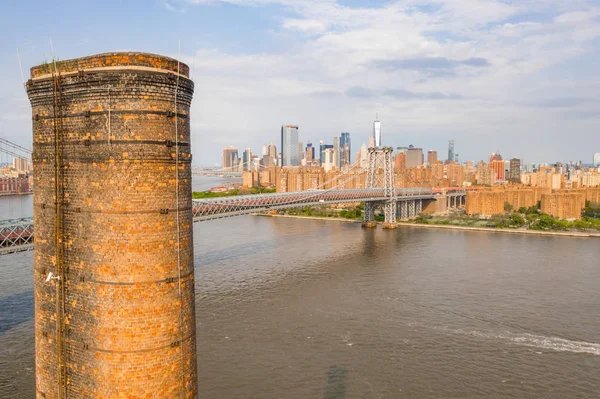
xmin=27 ymin=53 xmax=197 ymax=398
xmin=30 ymin=52 xmax=190 ymax=79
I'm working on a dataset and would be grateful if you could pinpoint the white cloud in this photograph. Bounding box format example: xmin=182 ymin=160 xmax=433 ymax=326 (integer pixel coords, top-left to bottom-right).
xmin=2 ymin=0 xmax=597 ymax=164
xmin=178 ymin=0 xmax=600 ymax=163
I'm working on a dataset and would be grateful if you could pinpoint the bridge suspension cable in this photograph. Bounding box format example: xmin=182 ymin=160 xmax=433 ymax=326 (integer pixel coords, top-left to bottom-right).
xmin=0 ymin=137 xmax=33 ymax=163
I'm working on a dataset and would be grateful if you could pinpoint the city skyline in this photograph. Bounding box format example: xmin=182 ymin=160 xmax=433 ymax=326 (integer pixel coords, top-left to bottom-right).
xmin=214 ymin=123 xmax=600 ymax=169
xmin=1 ymin=1 xmax=599 ymax=165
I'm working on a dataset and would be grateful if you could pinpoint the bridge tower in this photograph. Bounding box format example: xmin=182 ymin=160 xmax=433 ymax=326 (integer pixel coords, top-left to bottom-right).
xmin=27 ymin=53 xmax=197 ymax=398
xmin=363 ymin=147 xmax=397 ymax=228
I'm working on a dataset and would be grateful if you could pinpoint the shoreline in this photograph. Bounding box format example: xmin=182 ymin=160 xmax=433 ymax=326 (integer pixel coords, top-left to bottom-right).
xmin=257 ymin=214 xmax=600 ymax=238
xmin=395 ymin=222 xmax=600 ymax=238
xmin=256 ymin=213 xmax=361 ymax=223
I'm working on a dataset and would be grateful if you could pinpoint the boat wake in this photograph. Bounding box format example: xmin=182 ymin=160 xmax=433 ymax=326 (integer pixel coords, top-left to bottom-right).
xmin=436 ymin=326 xmax=600 ymax=355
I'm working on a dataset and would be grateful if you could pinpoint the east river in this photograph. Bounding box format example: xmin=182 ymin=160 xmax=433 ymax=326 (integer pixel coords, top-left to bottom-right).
xmin=1 ymin=177 xmax=599 ymax=398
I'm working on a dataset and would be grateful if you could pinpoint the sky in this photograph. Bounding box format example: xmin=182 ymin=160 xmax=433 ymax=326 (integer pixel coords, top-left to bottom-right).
xmin=1 ymin=0 xmax=599 ymax=166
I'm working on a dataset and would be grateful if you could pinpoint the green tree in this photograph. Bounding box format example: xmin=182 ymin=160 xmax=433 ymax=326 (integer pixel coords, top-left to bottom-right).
xmin=509 ymin=213 xmax=525 ymax=227
xmin=504 ymin=202 xmax=514 ymax=212
xmin=583 ymin=201 xmax=600 ymax=218
xmin=525 ymin=205 xmax=539 ymax=215
xmin=530 ymin=213 xmax=558 ymax=230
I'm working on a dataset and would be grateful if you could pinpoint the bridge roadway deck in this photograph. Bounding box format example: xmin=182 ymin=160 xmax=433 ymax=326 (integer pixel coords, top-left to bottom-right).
xmin=1 ymin=188 xmax=466 ymax=254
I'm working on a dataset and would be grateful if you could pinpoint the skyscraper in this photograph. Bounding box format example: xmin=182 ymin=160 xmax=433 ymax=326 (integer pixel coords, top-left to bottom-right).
xmin=359 ymin=143 xmax=368 ymax=168
xmin=281 ymin=125 xmax=299 ymax=166
xmin=594 ymin=153 xmax=600 ymax=167
xmin=333 ymin=136 xmax=341 ymax=169
xmin=490 ymin=154 xmax=506 ymax=181
xmin=395 ymin=152 xmax=406 ymax=171
xmin=268 ymin=142 xmax=277 ymax=163
xmin=243 ymin=148 xmax=252 ymax=171
xmin=340 ymin=132 xmax=351 ymax=166
xmin=222 ymin=146 xmax=239 ymax=171
xmin=12 ymin=157 xmax=30 ymax=172
xmin=262 ymin=144 xmax=268 ymax=157
xmin=489 ymin=152 xmax=502 ymax=163
xmin=306 ymin=142 xmax=315 ymax=163
xmin=323 ymin=148 xmax=336 ymax=172
xmin=427 ymin=150 xmax=438 ymax=164
xmin=405 ymin=145 xmax=424 ymax=168
xmin=373 ymin=116 xmax=381 ymax=147
xmin=320 ymin=141 xmax=333 ymax=165
xmin=509 ymin=158 xmax=521 ymax=183
xmin=447 ymin=140 xmax=455 ymax=163
xmin=298 ymin=141 xmax=304 ymax=164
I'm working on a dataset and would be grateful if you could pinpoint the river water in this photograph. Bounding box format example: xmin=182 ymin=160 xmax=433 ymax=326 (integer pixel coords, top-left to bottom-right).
xmin=1 ymin=178 xmax=599 ymax=398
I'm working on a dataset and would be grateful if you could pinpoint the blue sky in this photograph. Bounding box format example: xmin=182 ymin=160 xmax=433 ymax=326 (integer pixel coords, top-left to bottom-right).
xmin=1 ymin=0 xmax=599 ymax=165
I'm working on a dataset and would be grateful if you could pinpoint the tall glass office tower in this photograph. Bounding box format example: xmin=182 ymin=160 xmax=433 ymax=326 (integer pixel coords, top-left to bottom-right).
xmin=281 ymin=125 xmax=299 ymax=166
xmin=373 ymin=117 xmax=381 ymax=147
xmin=340 ymin=132 xmax=351 ymax=166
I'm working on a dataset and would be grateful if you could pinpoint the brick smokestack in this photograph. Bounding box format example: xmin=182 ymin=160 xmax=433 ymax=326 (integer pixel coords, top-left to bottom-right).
xmin=27 ymin=52 xmax=197 ymax=398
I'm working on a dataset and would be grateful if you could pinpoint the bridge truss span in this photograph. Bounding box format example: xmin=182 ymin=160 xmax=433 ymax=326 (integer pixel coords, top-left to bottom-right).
xmin=0 ymin=217 xmax=34 ymax=255
xmin=0 ymin=187 xmax=467 ymax=253
xmin=192 ymin=187 xmax=435 ymax=222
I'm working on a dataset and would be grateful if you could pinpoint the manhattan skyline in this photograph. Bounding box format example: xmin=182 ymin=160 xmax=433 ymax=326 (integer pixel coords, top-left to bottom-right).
xmin=1 ymin=0 xmax=599 ymax=164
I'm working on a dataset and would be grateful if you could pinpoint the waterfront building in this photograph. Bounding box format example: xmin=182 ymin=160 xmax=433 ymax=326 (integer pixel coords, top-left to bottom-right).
xmin=281 ymin=125 xmax=300 ymax=166
xmin=541 ymin=192 xmax=586 ymax=219
xmin=467 ymin=187 xmax=549 ymax=216
xmin=466 ymin=191 xmax=505 ymax=215
xmin=0 ymin=177 xmax=31 ymax=194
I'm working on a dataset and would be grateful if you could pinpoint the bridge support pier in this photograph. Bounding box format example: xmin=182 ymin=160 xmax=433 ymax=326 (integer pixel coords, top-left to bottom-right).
xmin=398 ymin=201 xmax=408 ymax=220
xmin=362 ymin=202 xmax=377 ymax=228
xmin=382 ymin=200 xmax=398 ymax=229
xmin=408 ymin=200 xmax=416 ymax=219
